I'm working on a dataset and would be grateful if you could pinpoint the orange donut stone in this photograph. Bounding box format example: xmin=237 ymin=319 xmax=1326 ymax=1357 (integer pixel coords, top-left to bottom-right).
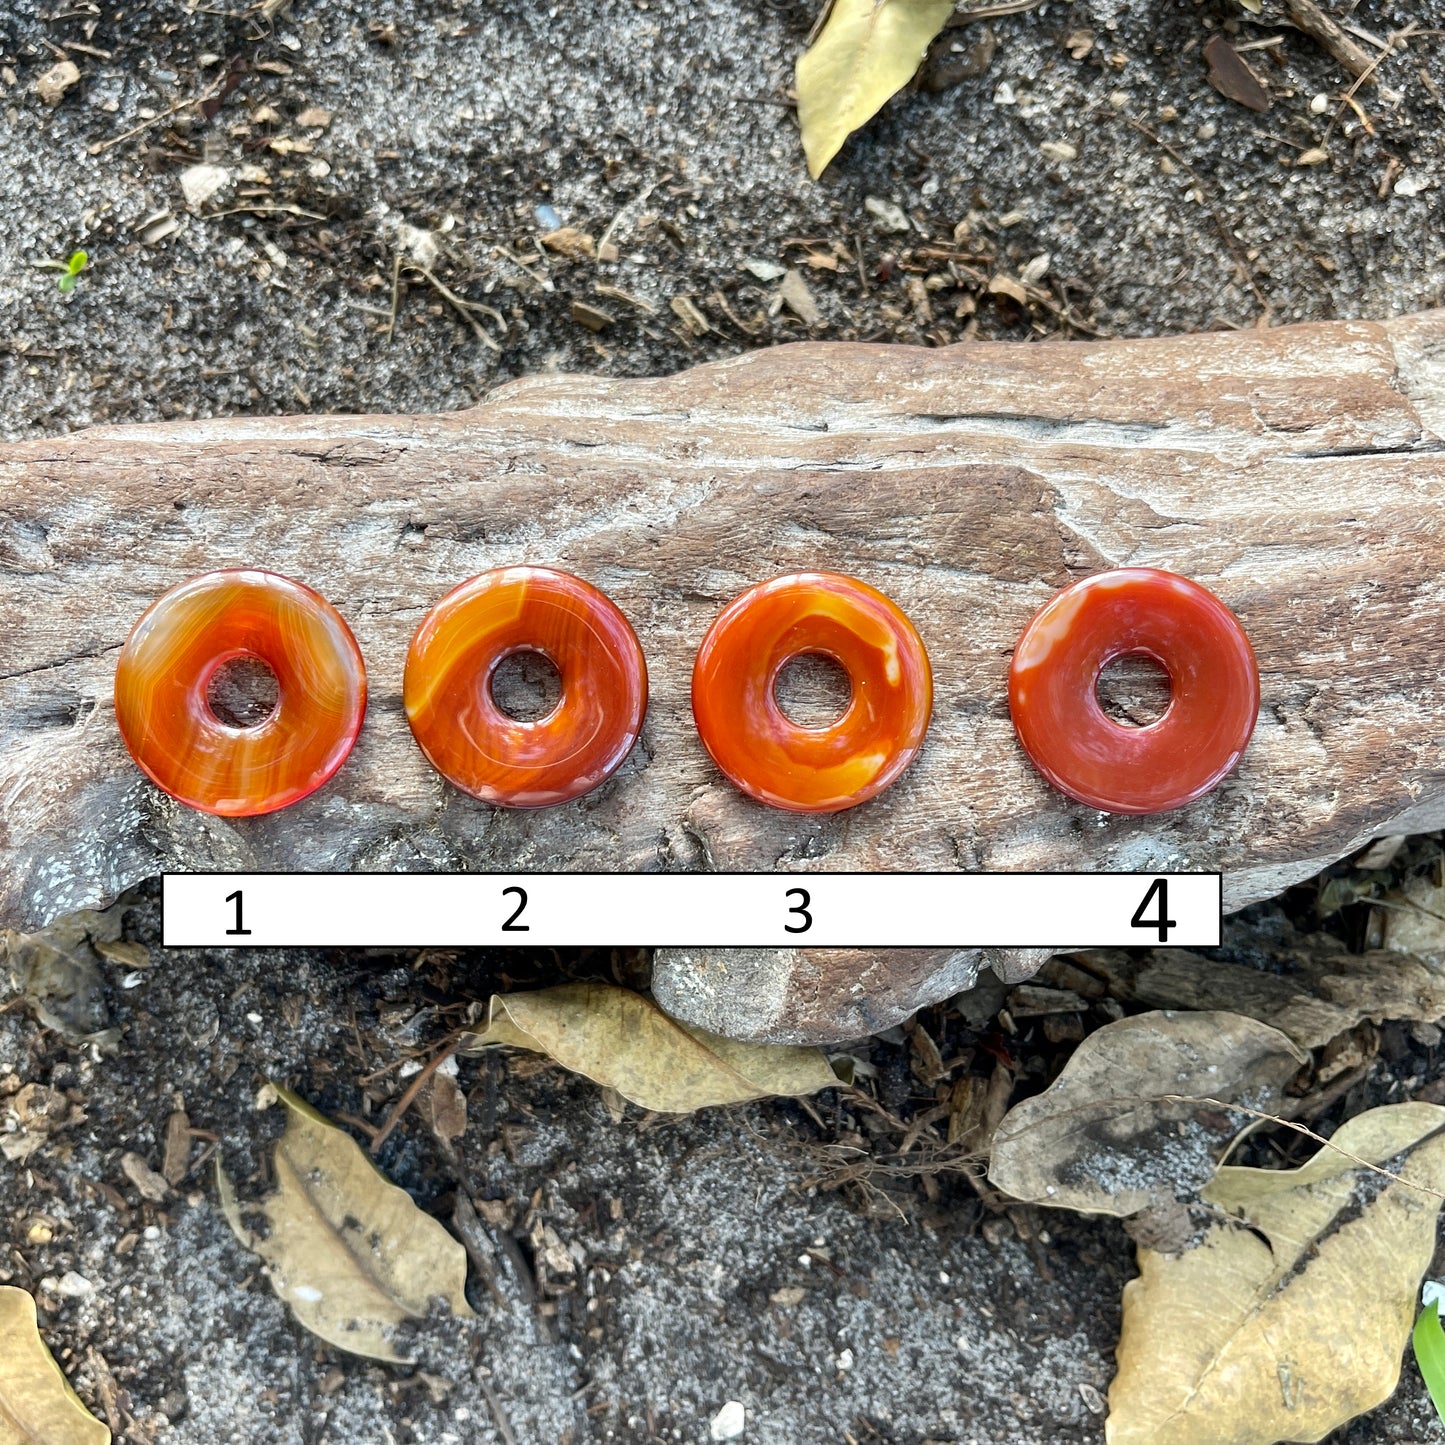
xmin=1008 ymin=567 xmax=1259 ymax=814
xmin=404 ymin=567 xmax=648 ymax=808
xmin=114 ymin=569 xmax=367 ymax=816
xmin=691 ymin=572 xmax=932 ymax=813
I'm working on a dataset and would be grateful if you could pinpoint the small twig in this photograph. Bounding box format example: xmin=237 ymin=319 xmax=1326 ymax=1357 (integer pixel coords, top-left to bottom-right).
xmin=1285 ymin=0 xmax=1377 ymax=79
xmin=950 ymin=0 xmax=1046 ymax=18
xmin=451 ymin=1193 xmax=512 ymax=1311
xmin=1115 ymin=112 xmax=1271 ymax=317
xmin=476 ymin=1375 xmax=518 ymax=1445
xmin=385 ymin=248 xmax=401 ymax=341
xmin=1323 ymin=25 xmax=1418 ymax=142
xmin=402 ymin=264 xmax=504 ymax=351
xmin=369 ymin=1040 xmax=459 ymax=1153
xmin=491 ymin=245 xmax=554 ymax=294
xmin=89 ymin=79 xmax=226 ymax=155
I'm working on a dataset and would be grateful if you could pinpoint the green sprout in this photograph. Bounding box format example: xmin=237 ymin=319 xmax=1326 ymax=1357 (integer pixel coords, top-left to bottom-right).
xmin=56 ymin=249 xmax=88 ymax=293
xmin=1413 ymin=1298 xmax=1445 ymax=1424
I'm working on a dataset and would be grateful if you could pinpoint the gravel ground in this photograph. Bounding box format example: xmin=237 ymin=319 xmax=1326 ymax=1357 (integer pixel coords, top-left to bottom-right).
xmin=3 ymin=0 xmax=1445 ymax=1440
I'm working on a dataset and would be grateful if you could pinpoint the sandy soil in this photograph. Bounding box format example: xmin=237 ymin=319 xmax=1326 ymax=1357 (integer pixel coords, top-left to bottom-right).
xmin=3 ymin=0 xmax=1445 ymax=1440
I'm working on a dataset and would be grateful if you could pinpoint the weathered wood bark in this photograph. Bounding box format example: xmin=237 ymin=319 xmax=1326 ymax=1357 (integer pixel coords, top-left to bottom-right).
xmin=3 ymin=314 xmax=1445 ymax=1043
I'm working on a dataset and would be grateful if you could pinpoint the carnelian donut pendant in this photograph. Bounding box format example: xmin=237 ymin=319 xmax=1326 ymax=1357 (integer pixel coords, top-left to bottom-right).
xmin=404 ymin=567 xmax=647 ymax=808
xmin=691 ymin=572 xmax=932 ymax=813
xmin=114 ymin=569 xmax=367 ymax=816
xmin=1008 ymin=567 xmax=1259 ymax=814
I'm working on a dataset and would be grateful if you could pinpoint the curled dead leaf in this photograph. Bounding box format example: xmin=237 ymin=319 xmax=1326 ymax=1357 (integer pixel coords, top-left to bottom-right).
xmin=796 ymin=0 xmax=954 ymax=178
xmin=987 ymin=1010 xmax=1307 ymax=1215
xmin=0 ymin=1285 xmax=110 ymax=1443
xmin=1108 ymin=1103 xmax=1445 ymax=1444
xmin=217 ymin=1087 xmax=472 ymax=1362
xmin=458 ymin=983 xmax=840 ymax=1113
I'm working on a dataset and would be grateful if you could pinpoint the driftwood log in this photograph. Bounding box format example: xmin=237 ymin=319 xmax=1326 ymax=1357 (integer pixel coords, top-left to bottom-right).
xmin=3 ymin=313 xmax=1445 ymax=1044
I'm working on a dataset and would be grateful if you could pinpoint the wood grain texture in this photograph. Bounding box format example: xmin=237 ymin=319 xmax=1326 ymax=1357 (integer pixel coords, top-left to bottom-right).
xmin=4 ymin=313 xmax=1445 ymax=1043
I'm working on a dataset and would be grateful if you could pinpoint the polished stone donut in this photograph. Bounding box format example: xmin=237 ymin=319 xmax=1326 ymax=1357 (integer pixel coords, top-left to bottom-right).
xmin=1008 ymin=567 xmax=1259 ymax=814
xmin=691 ymin=572 xmax=932 ymax=813
xmin=404 ymin=567 xmax=647 ymax=808
xmin=114 ymin=569 xmax=367 ymax=816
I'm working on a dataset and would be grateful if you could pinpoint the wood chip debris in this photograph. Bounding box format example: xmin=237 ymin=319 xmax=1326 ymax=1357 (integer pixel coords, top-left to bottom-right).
xmin=540 ymin=226 xmax=595 ymax=260
xmin=120 ymin=1150 xmax=171 ymax=1203
xmin=670 ymin=295 xmax=712 ymax=336
xmin=570 ymin=300 xmax=614 ymax=332
xmin=36 ymin=60 xmax=80 ymax=106
xmin=776 ymin=269 xmax=820 ymax=325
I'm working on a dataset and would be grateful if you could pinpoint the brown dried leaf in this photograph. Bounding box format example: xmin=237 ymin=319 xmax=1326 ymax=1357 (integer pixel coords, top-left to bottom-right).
xmin=0 ymin=1285 xmax=110 ymax=1443
xmin=1108 ymin=1103 xmax=1445 ymax=1443
xmin=1077 ymin=934 xmax=1445 ymax=1051
xmin=988 ymin=1011 xmax=1307 ymax=1215
xmin=216 ymin=1087 xmax=472 ymax=1362
xmin=458 ymin=983 xmax=839 ymax=1113
xmin=1202 ymin=34 xmax=1270 ymax=112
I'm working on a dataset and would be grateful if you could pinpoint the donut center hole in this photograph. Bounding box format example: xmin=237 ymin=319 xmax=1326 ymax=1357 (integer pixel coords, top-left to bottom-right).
xmin=491 ymin=650 xmax=563 ymax=722
xmin=774 ymin=653 xmax=853 ymax=729
xmin=206 ymin=654 xmax=280 ymax=729
xmin=1096 ymin=652 xmax=1172 ymax=728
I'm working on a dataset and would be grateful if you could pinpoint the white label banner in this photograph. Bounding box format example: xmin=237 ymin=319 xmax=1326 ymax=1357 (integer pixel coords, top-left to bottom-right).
xmin=162 ymin=871 xmax=1221 ymax=949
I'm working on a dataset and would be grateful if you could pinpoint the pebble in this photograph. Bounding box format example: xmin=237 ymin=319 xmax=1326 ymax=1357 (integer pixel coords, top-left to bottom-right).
xmin=180 ymin=163 xmax=230 ymax=211
xmin=836 ymin=1348 xmax=854 ymax=1371
xmin=534 ymin=203 xmax=562 ymax=230
xmin=864 ymin=196 xmax=909 ymax=234
xmin=57 ymin=1271 xmax=94 ymax=1298
xmin=709 ymin=1401 xmax=745 ymax=1441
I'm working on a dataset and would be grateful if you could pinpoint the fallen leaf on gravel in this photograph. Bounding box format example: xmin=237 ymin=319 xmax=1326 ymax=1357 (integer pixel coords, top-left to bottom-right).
xmin=1107 ymin=1103 xmax=1445 ymax=1444
xmin=987 ymin=1011 xmax=1307 ymax=1215
xmin=457 ymin=983 xmax=839 ymax=1113
xmin=217 ymin=1087 xmax=472 ymax=1362
xmin=795 ymin=0 xmax=953 ymax=178
xmin=0 ymin=1285 xmax=110 ymax=1443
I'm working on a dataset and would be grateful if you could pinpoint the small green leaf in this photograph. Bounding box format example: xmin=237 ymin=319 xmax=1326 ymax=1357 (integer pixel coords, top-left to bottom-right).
xmin=1414 ymin=1299 xmax=1445 ymax=1424
xmin=67 ymin=250 xmax=88 ymax=275
xmin=57 ymin=274 xmax=76 ymax=293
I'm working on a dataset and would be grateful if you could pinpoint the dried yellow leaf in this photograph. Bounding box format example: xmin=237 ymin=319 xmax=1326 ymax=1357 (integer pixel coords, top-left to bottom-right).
xmin=458 ymin=983 xmax=840 ymax=1113
xmin=217 ymin=1087 xmax=472 ymax=1363
xmin=796 ymin=0 xmax=954 ymax=179
xmin=1108 ymin=1102 xmax=1445 ymax=1444
xmin=0 ymin=1286 xmax=110 ymax=1444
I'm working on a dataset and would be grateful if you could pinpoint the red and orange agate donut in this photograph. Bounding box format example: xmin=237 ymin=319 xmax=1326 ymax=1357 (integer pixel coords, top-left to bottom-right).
xmin=404 ymin=567 xmax=647 ymax=808
xmin=691 ymin=572 xmax=932 ymax=813
xmin=1008 ymin=567 xmax=1259 ymax=814
xmin=114 ymin=569 xmax=366 ymax=816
